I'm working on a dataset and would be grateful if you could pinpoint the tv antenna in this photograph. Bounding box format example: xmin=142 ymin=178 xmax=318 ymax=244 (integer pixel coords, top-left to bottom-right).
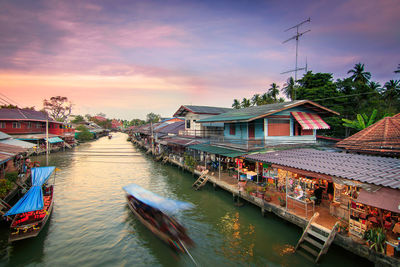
xmin=281 ymin=17 xmax=311 ymax=100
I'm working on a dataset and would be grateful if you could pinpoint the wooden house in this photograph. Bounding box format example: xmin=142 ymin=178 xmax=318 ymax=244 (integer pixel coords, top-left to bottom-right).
xmin=172 ymin=105 xmax=232 ymax=137
xmin=197 ymin=100 xmax=339 ymax=150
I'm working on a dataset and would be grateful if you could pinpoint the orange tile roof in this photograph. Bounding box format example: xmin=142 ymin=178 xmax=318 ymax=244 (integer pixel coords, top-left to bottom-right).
xmin=393 ymin=113 xmax=400 ymax=119
xmin=336 ymin=116 xmax=400 ymax=155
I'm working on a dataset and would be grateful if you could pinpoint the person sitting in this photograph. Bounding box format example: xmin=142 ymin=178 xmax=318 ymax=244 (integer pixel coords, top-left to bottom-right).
xmin=313 ymin=184 xmax=323 ymax=205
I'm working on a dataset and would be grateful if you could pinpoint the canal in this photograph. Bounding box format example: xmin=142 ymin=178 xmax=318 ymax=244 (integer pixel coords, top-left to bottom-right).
xmin=0 ymin=133 xmax=372 ymax=266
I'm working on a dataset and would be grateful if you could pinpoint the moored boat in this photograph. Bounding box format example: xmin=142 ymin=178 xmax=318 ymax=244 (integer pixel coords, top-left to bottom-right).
xmin=5 ymin=166 xmax=58 ymax=242
xmin=123 ymin=183 xmax=194 ymax=253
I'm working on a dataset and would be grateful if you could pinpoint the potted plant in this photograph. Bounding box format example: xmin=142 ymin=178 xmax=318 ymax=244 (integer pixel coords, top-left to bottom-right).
xmin=246 ymin=186 xmax=256 ymax=196
xmin=278 ymin=196 xmax=286 ymax=207
xmin=364 ymin=228 xmax=386 ymax=253
xmin=264 ymin=193 xmax=272 ymax=202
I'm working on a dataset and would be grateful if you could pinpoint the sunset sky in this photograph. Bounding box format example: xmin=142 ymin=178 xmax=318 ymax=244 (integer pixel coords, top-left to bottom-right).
xmin=0 ymin=0 xmax=399 ymax=120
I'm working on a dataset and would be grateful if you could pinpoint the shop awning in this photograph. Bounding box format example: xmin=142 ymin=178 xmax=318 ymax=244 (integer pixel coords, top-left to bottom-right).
xmin=188 ymin=144 xmax=247 ymax=157
xmin=47 ymin=137 xmax=64 ymax=143
xmin=291 ymin=112 xmax=330 ymax=130
xmin=356 ymin=187 xmax=400 ymax=213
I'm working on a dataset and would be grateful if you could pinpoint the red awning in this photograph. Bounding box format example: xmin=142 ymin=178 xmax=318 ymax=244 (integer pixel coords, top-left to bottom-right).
xmin=291 ymin=112 xmax=330 ymax=130
xmin=356 ymin=188 xmax=400 ymax=213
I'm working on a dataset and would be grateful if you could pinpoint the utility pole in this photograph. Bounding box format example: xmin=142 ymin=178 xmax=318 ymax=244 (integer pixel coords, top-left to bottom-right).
xmin=281 ymin=17 xmax=311 ymax=100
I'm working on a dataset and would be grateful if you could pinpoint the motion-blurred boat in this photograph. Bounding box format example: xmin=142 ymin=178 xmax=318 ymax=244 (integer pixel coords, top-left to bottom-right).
xmin=123 ymin=183 xmax=194 ymax=253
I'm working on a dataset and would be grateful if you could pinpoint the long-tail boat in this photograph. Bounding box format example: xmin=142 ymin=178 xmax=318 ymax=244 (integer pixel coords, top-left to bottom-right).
xmin=5 ymin=166 xmax=57 ymax=242
xmin=123 ymin=183 xmax=194 ymax=253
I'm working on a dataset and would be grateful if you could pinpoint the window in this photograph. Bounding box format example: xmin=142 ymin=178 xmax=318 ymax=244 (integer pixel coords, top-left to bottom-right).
xmin=27 ymin=122 xmax=31 ymax=128
xmin=0 ymin=122 xmax=5 ymax=128
xmin=36 ymin=123 xmax=42 ymax=128
xmin=268 ymin=119 xmax=290 ymax=136
xmin=186 ymin=120 xmax=191 ymax=129
xmin=12 ymin=122 xmax=21 ymax=128
xmin=229 ymin=124 xmax=235 ymax=135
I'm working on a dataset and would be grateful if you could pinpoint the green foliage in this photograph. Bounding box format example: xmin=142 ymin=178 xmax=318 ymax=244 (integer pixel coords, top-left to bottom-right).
xmin=364 ymin=228 xmax=386 ymax=253
xmin=72 ymin=115 xmax=85 ymax=123
xmin=232 ymin=99 xmax=241 ymax=109
xmin=146 ymin=112 xmax=161 ymax=123
xmin=342 ymin=109 xmax=378 ymax=131
xmin=184 ymin=153 xmax=197 ymax=171
xmin=0 ymin=179 xmax=14 ymax=197
xmin=75 ymin=125 xmax=94 ymax=142
xmin=5 ymin=172 xmax=18 ymax=183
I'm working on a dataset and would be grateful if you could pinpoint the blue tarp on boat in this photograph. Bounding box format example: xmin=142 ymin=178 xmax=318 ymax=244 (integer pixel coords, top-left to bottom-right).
xmin=123 ymin=183 xmax=194 ymax=214
xmin=4 ymin=166 xmax=56 ymax=216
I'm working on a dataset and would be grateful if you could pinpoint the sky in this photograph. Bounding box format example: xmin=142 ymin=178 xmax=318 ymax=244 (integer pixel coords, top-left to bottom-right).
xmin=0 ymin=0 xmax=399 ymax=120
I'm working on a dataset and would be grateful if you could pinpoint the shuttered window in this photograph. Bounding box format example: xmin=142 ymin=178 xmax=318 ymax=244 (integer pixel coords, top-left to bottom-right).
xmin=268 ymin=119 xmax=290 ymax=136
xmin=229 ymin=124 xmax=235 ymax=135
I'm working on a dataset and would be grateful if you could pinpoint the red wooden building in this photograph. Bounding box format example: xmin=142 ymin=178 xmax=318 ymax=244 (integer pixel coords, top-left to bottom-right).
xmin=0 ymin=108 xmax=75 ymax=145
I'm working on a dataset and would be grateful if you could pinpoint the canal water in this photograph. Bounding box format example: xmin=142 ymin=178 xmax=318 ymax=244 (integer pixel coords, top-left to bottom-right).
xmin=0 ymin=132 xmax=372 ymax=266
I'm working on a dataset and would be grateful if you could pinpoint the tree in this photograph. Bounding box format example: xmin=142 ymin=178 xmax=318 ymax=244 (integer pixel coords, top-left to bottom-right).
xmin=342 ymin=109 xmax=378 ymax=131
xmin=382 ymin=80 xmax=400 ymax=112
xmin=146 ymin=112 xmax=161 ymax=123
xmin=241 ymin=98 xmax=251 ymax=108
xmin=72 ymin=115 xmax=85 ymax=123
xmin=43 ymin=96 xmax=72 ymax=122
xmin=347 ymin=63 xmax=371 ymax=84
xmin=75 ymin=125 xmax=94 ymax=142
xmin=232 ymin=99 xmax=241 ymax=109
xmin=395 ymin=64 xmax=400 ymax=74
xmin=268 ymin=83 xmax=280 ymax=101
xmin=251 ymin=94 xmax=261 ymax=106
xmin=96 ymin=112 xmax=106 ymax=117
xmin=282 ymin=77 xmax=296 ymax=100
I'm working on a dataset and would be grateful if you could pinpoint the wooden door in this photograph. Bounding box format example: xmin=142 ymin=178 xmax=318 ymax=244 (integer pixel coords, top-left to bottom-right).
xmin=248 ymin=122 xmax=255 ymax=139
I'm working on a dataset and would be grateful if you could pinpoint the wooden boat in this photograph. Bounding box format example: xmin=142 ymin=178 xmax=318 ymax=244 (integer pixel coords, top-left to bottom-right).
xmin=123 ymin=184 xmax=194 ymax=253
xmin=4 ymin=166 xmax=57 ymax=242
xmin=9 ymin=185 xmax=54 ymax=242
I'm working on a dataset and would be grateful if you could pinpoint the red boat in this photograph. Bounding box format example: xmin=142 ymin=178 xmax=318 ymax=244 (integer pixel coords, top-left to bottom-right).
xmin=123 ymin=183 xmax=194 ymax=253
xmin=9 ymin=185 xmax=54 ymax=242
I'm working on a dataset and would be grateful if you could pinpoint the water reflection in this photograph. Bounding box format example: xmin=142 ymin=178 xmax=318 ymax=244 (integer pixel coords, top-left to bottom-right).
xmin=218 ymin=211 xmax=256 ymax=263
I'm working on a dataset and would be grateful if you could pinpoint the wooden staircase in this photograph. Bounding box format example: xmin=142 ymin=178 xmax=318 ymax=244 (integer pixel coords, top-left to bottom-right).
xmin=295 ymin=212 xmax=340 ymax=263
xmin=192 ymin=170 xmax=210 ymax=190
xmin=162 ymin=156 xmax=169 ymax=164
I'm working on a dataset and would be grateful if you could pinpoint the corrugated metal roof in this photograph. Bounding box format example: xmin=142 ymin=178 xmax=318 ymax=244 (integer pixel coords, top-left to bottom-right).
xmin=0 ymin=138 xmax=35 ymax=148
xmin=188 ymin=144 xmax=247 ymax=157
xmin=244 ymin=148 xmax=400 ymax=189
xmin=156 ymin=121 xmax=184 ymax=135
xmin=197 ymin=100 xmax=338 ymax=123
xmin=173 ymin=105 xmax=232 ymax=117
xmin=0 ymin=108 xmax=55 ymax=121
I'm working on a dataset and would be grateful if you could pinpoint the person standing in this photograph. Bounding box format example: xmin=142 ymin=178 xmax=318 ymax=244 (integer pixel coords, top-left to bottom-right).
xmin=327 ymin=181 xmax=334 ymax=202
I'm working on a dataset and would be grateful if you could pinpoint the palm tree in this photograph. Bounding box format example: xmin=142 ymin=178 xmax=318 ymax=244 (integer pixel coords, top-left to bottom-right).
xmin=241 ymin=98 xmax=251 ymax=108
xmin=251 ymin=94 xmax=261 ymax=106
xmin=395 ymin=64 xmax=400 ymax=74
xmin=382 ymin=80 xmax=400 ymax=110
xmin=268 ymin=83 xmax=280 ymax=102
xmin=260 ymin=93 xmax=274 ymax=105
xmin=232 ymin=99 xmax=241 ymax=109
xmin=368 ymin=81 xmax=381 ymax=92
xmin=347 ymin=63 xmax=371 ymax=84
xmin=282 ymin=77 xmax=295 ymax=100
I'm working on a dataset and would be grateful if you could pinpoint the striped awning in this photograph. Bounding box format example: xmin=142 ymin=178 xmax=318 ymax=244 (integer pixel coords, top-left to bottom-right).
xmin=291 ymin=112 xmax=330 ymax=130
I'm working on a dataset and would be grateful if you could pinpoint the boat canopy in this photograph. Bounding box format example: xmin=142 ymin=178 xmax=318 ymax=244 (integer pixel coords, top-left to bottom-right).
xmin=4 ymin=166 xmax=56 ymax=216
xmin=123 ymin=183 xmax=194 ymax=214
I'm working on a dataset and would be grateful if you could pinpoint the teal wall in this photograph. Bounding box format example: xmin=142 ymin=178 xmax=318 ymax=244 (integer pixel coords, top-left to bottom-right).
xmin=223 ymin=106 xmax=320 ymax=140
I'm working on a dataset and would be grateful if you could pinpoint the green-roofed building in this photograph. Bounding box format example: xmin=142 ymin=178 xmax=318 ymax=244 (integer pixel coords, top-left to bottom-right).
xmin=197 ymin=100 xmax=339 ymax=151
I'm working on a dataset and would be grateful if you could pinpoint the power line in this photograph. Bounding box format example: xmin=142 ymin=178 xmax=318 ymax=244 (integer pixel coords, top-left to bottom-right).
xmin=0 ymin=92 xmax=21 ymax=106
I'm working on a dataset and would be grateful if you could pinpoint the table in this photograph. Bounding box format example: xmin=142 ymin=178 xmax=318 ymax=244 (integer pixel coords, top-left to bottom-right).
xmin=287 ymin=195 xmax=315 ymax=217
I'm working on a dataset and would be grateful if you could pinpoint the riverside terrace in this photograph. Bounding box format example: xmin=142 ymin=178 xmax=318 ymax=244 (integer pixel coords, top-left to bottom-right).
xmin=131 ymin=137 xmax=400 ymax=266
